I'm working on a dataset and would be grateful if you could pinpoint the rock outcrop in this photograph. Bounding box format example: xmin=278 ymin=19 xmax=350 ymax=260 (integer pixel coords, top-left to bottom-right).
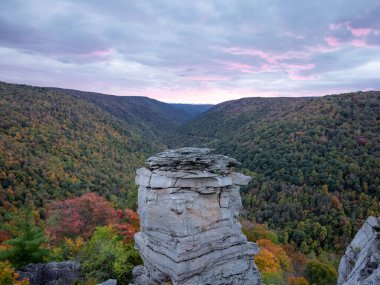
xmin=132 ymin=148 xmax=262 ymax=285
xmin=338 ymin=216 xmax=380 ymax=285
xmin=17 ymin=261 xmax=81 ymax=285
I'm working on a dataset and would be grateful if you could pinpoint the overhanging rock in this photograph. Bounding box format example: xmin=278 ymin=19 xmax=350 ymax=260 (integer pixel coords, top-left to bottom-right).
xmin=132 ymin=147 xmax=262 ymax=285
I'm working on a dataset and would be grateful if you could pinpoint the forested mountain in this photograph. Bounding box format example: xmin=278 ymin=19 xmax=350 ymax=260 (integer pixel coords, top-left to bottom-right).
xmin=52 ymin=88 xmax=195 ymax=140
xmin=170 ymin=103 xmax=213 ymax=117
xmin=1 ymin=81 xmax=379 ymax=257
xmin=1 ymin=81 xmax=380 ymax=284
xmin=0 ymin=82 xmax=213 ymax=222
xmin=0 ymin=82 xmax=167 ymax=220
xmin=176 ymin=92 xmax=380 ymax=253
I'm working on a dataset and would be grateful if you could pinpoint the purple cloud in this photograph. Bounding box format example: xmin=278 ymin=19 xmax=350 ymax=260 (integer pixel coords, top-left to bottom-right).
xmin=0 ymin=0 xmax=379 ymax=103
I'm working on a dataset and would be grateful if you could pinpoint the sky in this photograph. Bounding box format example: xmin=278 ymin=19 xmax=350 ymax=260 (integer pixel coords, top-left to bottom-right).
xmin=0 ymin=0 xmax=380 ymax=103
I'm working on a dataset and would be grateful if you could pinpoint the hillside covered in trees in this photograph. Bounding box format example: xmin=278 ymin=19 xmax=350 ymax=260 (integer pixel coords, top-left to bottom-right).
xmin=0 ymin=82 xmax=163 ymax=219
xmin=0 ymin=82 xmax=212 ymax=220
xmin=1 ymin=82 xmax=379 ymax=284
xmin=177 ymin=92 xmax=380 ymax=254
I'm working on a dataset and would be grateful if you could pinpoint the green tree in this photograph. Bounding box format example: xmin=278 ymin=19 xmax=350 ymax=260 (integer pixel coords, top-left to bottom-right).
xmin=0 ymin=220 xmax=50 ymax=268
xmin=79 ymin=226 xmax=141 ymax=284
xmin=305 ymin=260 xmax=337 ymax=285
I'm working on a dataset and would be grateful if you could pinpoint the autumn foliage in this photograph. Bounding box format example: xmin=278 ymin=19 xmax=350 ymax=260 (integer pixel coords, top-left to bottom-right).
xmin=47 ymin=193 xmax=119 ymax=241
xmin=288 ymin=276 xmax=310 ymax=285
xmin=0 ymin=261 xmax=30 ymax=285
xmin=254 ymin=239 xmax=292 ymax=274
xmin=47 ymin=193 xmax=139 ymax=243
xmin=283 ymin=244 xmax=308 ymax=275
xmin=114 ymin=209 xmax=140 ymax=243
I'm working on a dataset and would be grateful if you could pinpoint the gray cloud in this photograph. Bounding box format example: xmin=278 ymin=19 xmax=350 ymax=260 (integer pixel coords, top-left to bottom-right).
xmin=0 ymin=0 xmax=379 ymax=103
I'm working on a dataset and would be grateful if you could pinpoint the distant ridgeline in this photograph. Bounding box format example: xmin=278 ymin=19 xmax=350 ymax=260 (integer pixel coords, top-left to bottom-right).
xmin=1 ymin=81 xmax=379 ymax=254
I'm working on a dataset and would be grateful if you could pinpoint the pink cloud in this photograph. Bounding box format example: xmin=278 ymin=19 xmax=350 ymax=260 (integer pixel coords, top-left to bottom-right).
xmin=350 ymin=38 xmax=380 ymax=48
xmin=329 ymin=23 xmax=343 ymax=30
xmin=329 ymin=21 xmax=378 ymax=37
xmin=285 ymin=63 xmax=317 ymax=81
xmin=305 ymin=44 xmax=339 ymax=53
xmin=288 ymin=72 xmax=317 ymax=81
xmin=217 ymin=60 xmax=277 ymax=74
xmin=220 ymin=48 xmax=318 ymax=79
xmin=87 ymin=49 xmax=112 ymax=57
xmin=325 ymin=36 xmax=341 ymax=47
xmin=223 ymin=47 xmax=309 ymax=64
xmin=285 ymin=63 xmax=315 ymax=70
xmin=219 ymin=61 xmax=253 ymax=71
xmin=351 ymin=39 xmax=368 ymax=47
xmin=348 ymin=26 xmax=371 ymax=37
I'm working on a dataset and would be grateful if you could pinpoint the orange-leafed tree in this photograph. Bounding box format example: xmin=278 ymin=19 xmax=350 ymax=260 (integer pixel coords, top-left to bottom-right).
xmin=255 ymin=247 xmax=281 ymax=273
xmin=255 ymin=239 xmax=292 ymax=274
xmin=0 ymin=261 xmax=30 ymax=285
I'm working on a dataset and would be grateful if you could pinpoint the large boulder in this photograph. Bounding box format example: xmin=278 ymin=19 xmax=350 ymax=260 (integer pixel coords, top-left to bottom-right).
xmin=17 ymin=261 xmax=81 ymax=285
xmin=132 ymin=148 xmax=262 ymax=285
xmin=338 ymin=216 xmax=380 ymax=285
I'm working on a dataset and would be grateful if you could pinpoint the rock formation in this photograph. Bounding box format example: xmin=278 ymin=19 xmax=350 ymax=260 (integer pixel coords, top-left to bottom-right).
xmin=17 ymin=261 xmax=81 ymax=285
xmin=338 ymin=216 xmax=380 ymax=285
xmin=132 ymin=148 xmax=262 ymax=285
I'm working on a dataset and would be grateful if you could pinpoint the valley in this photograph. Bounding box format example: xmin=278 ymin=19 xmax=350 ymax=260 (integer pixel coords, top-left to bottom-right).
xmin=0 ymin=81 xmax=379 ymax=284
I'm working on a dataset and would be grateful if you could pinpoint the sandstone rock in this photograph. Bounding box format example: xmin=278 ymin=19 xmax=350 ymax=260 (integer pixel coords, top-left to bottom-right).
xmin=338 ymin=216 xmax=380 ymax=285
xmin=132 ymin=148 xmax=262 ymax=285
xmin=17 ymin=261 xmax=81 ymax=285
xmin=145 ymin=147 xmax=240 ymax=173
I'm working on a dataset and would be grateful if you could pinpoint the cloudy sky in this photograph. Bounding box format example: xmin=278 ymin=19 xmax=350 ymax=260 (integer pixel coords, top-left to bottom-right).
xmin=1 ymin=0 xmax=379 ymax=103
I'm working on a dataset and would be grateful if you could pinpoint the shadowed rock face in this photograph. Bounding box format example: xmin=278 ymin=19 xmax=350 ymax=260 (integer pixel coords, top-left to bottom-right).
xmin=17 ymin=261 xmax=81 ymax=285
xmin=132 ymin=148 xmax=262 ymax=285
xmin=338 ymin=216 xmax=380 ymax=285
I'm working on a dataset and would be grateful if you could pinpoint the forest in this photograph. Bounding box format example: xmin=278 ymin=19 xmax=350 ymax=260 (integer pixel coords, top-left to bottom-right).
xmin=0 ymin=81 xmax=379 ymax=284
xmin=178 ymin=91 xmax=380 ymax=254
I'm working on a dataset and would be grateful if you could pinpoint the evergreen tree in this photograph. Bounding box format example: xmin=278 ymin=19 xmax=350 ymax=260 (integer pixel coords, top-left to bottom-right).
xmin=0 ymin=217 xmax=50 ymax=268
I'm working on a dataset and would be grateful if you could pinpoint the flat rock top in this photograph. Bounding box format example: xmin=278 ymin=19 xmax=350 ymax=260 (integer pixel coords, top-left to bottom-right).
xmin=145 ymin=147 xmax=240 ymax=173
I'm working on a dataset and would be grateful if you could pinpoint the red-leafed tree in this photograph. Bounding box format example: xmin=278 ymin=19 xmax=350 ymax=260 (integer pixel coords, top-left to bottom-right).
xmin=46 ymin=192 xmax=140 ymax=243
xmin=47 ymin=192 xmax=119 ymax=241
xmin=114 ymin=208 xmax=140 ymax=242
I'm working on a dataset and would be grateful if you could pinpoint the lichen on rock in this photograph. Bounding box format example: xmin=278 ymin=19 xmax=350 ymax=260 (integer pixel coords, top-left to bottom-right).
xmin=132 ymin=148 xmax=262 ymax=285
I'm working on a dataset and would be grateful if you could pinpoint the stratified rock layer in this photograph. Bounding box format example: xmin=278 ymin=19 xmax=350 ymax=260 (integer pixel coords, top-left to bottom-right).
xmin=17 ymin=261 xmax=81 ymax=285
xmin=133 ymin=148 xmax=262 ymax=285
xmin=338 ymin=216 xmax=380 ymax=285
